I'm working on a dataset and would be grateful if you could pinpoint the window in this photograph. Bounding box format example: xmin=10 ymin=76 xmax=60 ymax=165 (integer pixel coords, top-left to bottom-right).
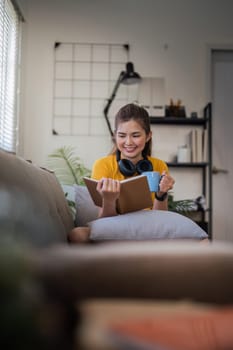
xmin=0 ymin=0 xmax=22 ymax=152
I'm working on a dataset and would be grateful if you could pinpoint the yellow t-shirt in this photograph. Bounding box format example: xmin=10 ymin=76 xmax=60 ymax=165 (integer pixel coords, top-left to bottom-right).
xmin=91 ymin=154 xmax=169 ymax=203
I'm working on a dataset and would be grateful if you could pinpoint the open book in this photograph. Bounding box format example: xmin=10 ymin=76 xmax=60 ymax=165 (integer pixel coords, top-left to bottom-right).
xmin=83 ymin=175 xmax=153 ymax=214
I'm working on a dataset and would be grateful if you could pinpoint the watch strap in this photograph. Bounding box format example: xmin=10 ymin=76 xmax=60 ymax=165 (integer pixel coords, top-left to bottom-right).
xmin=155 ymin=192 xmax=168 ymax=201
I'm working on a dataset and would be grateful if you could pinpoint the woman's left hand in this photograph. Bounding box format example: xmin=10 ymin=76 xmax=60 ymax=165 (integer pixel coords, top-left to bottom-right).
xmin=159 ymin=171 xmax=175 ymax=193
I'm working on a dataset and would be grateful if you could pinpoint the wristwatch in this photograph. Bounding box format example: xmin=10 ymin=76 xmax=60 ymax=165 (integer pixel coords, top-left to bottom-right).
xmin=155 ymin=192 xmax=168 ymax=201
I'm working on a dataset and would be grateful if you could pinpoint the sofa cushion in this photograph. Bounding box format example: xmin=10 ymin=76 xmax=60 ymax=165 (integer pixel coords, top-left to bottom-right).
xmin=74 ymin=184 xmax=98 ymax=226
xmin=88 ymin=210 xmax=208 ymax=241
xmin=0 ymin=150 xmax=74 ymax=247
xmin=74 ymin=184 xmax=208 ymax=241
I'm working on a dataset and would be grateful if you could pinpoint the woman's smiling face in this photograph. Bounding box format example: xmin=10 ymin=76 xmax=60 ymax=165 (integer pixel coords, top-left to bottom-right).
xmin=115 ymin=120 xmax=151 ymax=163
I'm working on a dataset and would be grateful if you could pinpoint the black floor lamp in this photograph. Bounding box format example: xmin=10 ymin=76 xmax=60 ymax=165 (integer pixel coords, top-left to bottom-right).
xmin=103 ymin=62 xmax=141 ymax=139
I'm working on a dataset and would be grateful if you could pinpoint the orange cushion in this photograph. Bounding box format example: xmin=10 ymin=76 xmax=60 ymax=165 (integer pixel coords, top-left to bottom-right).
xmin=109 ymin=306 xmax=233 ymax=350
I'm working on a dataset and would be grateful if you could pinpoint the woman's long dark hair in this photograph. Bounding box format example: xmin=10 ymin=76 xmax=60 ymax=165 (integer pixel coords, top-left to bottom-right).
xmin=110 ymin=103 xmax=152 ymax=156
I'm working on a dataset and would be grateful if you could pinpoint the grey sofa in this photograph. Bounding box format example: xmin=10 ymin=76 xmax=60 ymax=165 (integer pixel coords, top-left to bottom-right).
xmin=1 ymin=149 xmax=233 ymax=350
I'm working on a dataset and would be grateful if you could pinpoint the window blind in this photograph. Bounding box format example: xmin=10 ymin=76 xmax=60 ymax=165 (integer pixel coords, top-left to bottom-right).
xmin=0 ymin=0 xmax=21 ymax=152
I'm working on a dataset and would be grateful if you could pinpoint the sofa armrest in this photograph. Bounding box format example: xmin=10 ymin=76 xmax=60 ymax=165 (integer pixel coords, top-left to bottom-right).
xmin=33 ymin=240 xmax=233 ymax=304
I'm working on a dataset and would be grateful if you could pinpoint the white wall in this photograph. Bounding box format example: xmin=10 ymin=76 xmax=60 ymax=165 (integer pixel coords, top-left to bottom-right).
xmin=17 ymin=0 xmax=233 ymax=199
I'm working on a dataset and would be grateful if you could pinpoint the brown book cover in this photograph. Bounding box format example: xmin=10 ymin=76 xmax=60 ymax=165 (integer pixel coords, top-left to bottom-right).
xmin=83 ymin=175 xmax=153 ymax=214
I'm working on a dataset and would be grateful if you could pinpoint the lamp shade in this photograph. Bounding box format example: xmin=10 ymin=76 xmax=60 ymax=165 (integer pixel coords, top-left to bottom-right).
xmin=121 ymin=62 xmax=141 ymax=85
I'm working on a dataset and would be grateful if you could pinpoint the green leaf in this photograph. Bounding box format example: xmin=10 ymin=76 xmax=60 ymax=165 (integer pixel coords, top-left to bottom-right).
xmin=168 ymin=194 xmax=197 ymax=214
xmin=47 ymin=146 xmax=91 ymax=185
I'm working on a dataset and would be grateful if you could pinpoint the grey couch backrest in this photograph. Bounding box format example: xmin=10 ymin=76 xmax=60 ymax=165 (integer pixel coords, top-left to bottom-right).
xmin=0 ymin=150 xmax=74 ymax=247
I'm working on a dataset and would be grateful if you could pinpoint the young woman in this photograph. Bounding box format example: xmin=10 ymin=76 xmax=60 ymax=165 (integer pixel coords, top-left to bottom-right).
xmin=69 ymin=103 xmax=175 ymax=242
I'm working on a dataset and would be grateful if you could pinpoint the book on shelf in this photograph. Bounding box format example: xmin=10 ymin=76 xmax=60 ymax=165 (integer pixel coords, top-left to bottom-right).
xmin=187 ymin=129 xmax=196 ymax=162
xmin=195 ymin=128 xmax=203 ymax=162
xmin=202 ymin=128 xmax=208 ymax=162
xmin=187 ymin=128 xmax=208 ymax=163
xmin=83 ymin=175 xmax=153 ymax=214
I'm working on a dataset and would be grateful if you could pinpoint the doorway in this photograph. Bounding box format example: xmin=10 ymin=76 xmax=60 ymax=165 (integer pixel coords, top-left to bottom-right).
xmin=210 ymin=49 xmax=233 ymax=242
